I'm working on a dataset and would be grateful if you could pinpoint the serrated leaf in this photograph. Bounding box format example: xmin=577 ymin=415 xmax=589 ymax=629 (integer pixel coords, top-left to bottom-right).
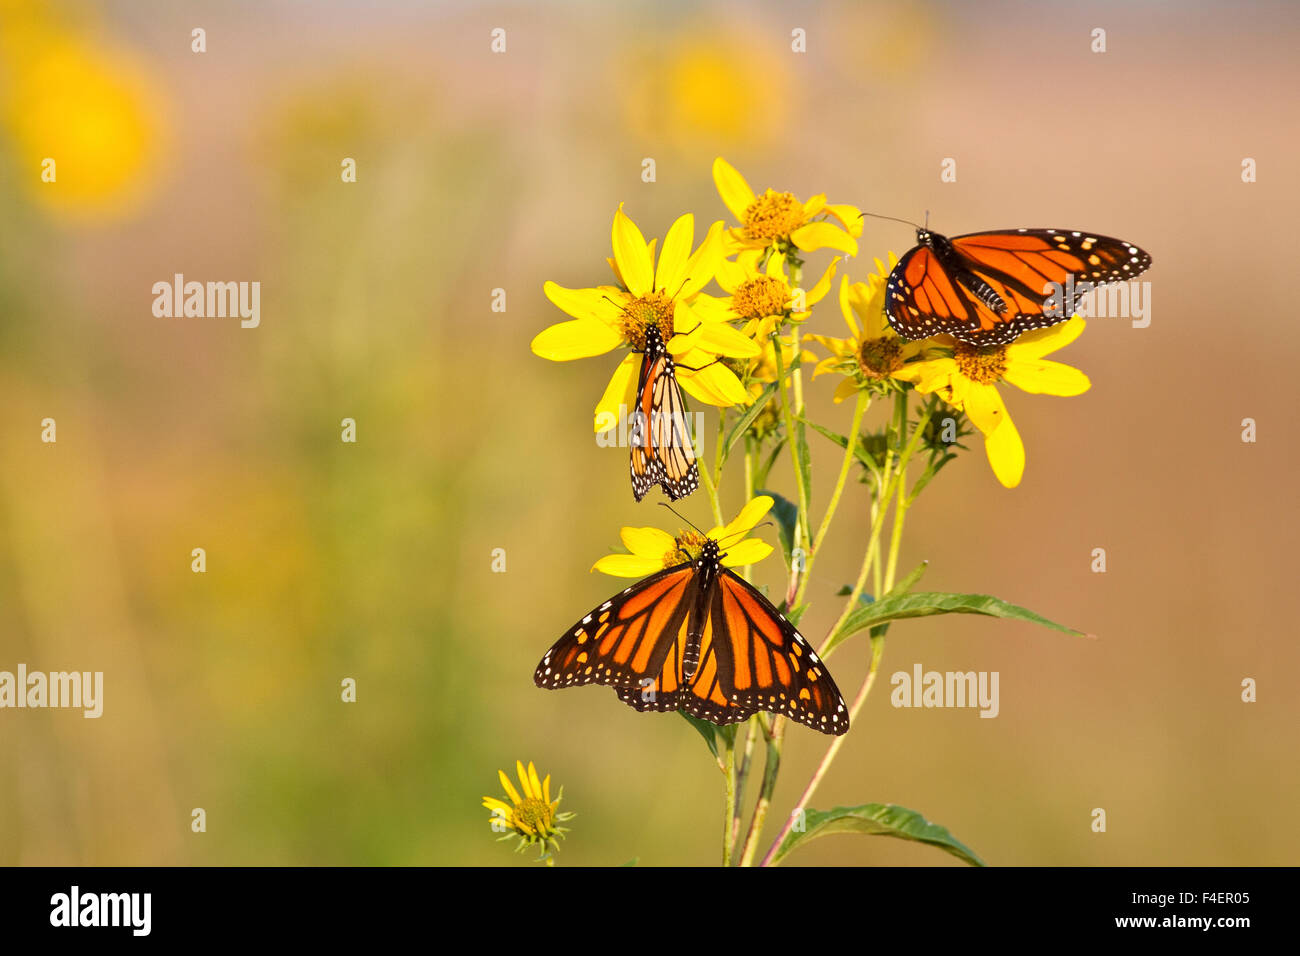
xmin=826 ymin=590 xmax=1085 ymax=653
xmin=772 ymin=803 xmax=986 ymax=867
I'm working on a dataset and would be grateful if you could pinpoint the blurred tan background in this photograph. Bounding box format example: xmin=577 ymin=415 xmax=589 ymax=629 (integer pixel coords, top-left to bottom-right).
xmin=1 ymin=0 xmax=1296 ymax=866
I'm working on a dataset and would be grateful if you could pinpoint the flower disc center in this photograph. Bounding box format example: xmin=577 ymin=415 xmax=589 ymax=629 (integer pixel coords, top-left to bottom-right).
xmin=743 ymin=190 xmax=805 ymax=241
xmin=953 ymin=343 xmax=1009 ymax=384
xmin=621 ymin=292 xmax=676 ymax=349
xmin=733 ymin=275 xmax=793 ymax=320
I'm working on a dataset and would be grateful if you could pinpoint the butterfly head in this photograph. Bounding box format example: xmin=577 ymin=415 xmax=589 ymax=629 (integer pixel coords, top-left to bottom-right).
xmin=697 ymin=537 xmax=723 ymax=569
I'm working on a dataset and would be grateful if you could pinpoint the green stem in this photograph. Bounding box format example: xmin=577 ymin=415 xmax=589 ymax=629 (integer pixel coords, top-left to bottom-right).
xmin=772 ymin=340 xmax=811 ymax=589
xmin=738 ymin=719 xmax=780 ymax=866
xmin=758 ymin=632 xmax=886 ymax=867
xmin=794 ymin=387 xmax=869 ymax=608
xmin=698 ymin=426 xmax=725 ymax=527
xmin=742 ymin=438 xmax=757 ymax=582
xmin=822 ymin=392 xmax=930 ymax=654
xmin=731 ymin=715 xmax=760 ymax=846
xmin=721 ymin=734 xmax=737 ymax=866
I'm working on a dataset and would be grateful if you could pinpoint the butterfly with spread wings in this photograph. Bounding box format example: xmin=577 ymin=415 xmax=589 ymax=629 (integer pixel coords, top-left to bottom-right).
xmin=534 ymin=537 xmax=848 ymax=735
xmin=885 ymin=227 xmax=1152 ymax=346
xmin=628 ymin=325 xmax=699 ymax=502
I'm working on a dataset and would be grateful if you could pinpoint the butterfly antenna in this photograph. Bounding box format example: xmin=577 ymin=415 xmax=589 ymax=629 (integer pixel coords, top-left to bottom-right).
xmin=658 ymin=502 xmax=707 ymax=537
xmin=601 ymin=294 xmax=630 ymax=315
xmin=859 ymin=211 xmax=924 ymax=230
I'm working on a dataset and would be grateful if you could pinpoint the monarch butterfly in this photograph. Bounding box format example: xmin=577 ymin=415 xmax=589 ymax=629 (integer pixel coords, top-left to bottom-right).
xmin=885 ymin=226 xmax=1152 ymax=345
xmin=534 ymin=536 xmax=849 ymax=735
xmin=629 ymin=325 xmax=699 ymax=502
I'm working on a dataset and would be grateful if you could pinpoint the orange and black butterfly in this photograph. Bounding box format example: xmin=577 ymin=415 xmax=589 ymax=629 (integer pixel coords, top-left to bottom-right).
xmin=629 ymin=325 xmax=698 ymax=502
xmin=885 ymin=227 xmax=1152 ymax=345
xmin=534 ymin=536 xmax=848 ymax=735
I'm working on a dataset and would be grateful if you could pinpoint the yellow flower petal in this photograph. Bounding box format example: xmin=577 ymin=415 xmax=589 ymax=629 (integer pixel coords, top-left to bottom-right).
xmin=655 ymin=213 xmax=694 ymax=294
xmin=533 ymin=319 xmax=624 ymax=361
xmin=680 ymin=220 xmax=726 ymax=298
xmin=805 ymin=257 xmax=840 ymax=305
xmin=543 ymin=281 xmax=626 ymax=326
xmin=516 ymin=760 xmax=534 ymax=800
xmin=621 ymin=525 xmax=676 ymax=558
xmin=696 ymin=320 xmax=762 ymax=358
xmin=791 ymin=221 xmax=858 ymax=257
xmin=482 ymin=797 xmax=513 ymax=815
xmin=713 ymin=157 xmax=755 ymax=222
xmin=713 ymin=494 xmax=774 ymax=541
xmin=612 ymin=204 xmax=654 ymax=297
xmin=713 ymin=254 xmax=753 ymax=294
xmin=526 ymin=762 xmax=544 ymax=802
xmin=823 ymin=203 xmax=864 ymax=237
xmin=984 ymin=416 xmax=1025 ymax=488
xmin=594 ymin=353 xmax=639 ymax=432
xmin=592 ymin=553 xmax=666 ymax=577
xmin=498 ymin=769 xmax=522 ymax=806
xmin=682 ymin=363 xmax=749 ymax=407
xmin=1002 ymin=359 xmax=1091 ymax=397
xmin=963 ymin=383 xmax=1009 ymax=437
xmin=832 ymin=377 xmax=859 ymax=403
xmin=542 ymin=775 xmax=551 ymax=804
xmin=1007 ymin=316 xmax=1086 ymax=360
xmin=802 ymin=193 xmax=827 ymax=218
xmin=720 ymin=539 xmax=773 ymax=567
xmin=837 ymin=275 xmax=861 ymax=339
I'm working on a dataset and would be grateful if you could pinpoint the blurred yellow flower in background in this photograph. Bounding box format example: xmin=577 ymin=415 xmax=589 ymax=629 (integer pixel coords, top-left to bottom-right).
xmin=894 ymin=317 xmax=1092 ymax=488
xmin=483 ymin=760 xmax=573 ymax=860
xmin=592 ymin=495 xmax=776 ymax=577
xmin=0 ymin=0 xmax=166 ymax=220
xmin=532 ymin=204 xmax=760 ymax=430
xmin=808 ymin=259 xmax=929 ymax=403
xmin=620 ymin=34 xmax=791 ymax=153
xmin=713 ymin=157 xmax=862 ymax=258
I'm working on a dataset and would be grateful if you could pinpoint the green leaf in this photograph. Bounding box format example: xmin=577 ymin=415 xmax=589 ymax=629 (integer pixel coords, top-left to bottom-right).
xmin=756 ymin=489 xmax=798 ymax=565
xmin=826 ymin=590 xmax=1085 ymax=654
xmin=772 ymin=803 xmax=986 ymax=867
xmin=721 ymin=383 xmax=777 ymax=465
xmin=794 ymin=418 xmax=812 ymax=509
xmin=620 ymin=857 xmax=640 ymax=867
xmin=678 ymin=712 xmax=719 ymax=759
xmin=890 ymin=560 xmax=929 ymax=595
xmin=754 ymin=438 xmax=786 ymax=490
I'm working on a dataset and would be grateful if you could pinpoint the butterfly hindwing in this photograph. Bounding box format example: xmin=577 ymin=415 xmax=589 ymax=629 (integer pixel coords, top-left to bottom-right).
xmin=714 ymin=570 xmax=848 ymax=734
xmin=886 ymin=227 xmax=1152 ymax=345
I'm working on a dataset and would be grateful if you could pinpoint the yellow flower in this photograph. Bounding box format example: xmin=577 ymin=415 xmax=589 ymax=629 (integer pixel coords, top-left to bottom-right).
xmin=718 ymin=248 xmax=840 ymax=338
xmin=532 ymin=204 xmax=761 ymax=431
xmin=619 ymin=35 xmax=791 ymax=153
xmin=0 ymin=4 xmax=165 ymax=220
xmin=893 ymin=317 xmax=1092 ymax=488
xmin=482 ymin=760 xmax=573 ymax=858
xmin=713 ymin=157 xmax=862 ymax=257
xmin=591 ymin=496 xmax=776 ymax=577
xmin=807 ymin=256 xmax=930 ymax=403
